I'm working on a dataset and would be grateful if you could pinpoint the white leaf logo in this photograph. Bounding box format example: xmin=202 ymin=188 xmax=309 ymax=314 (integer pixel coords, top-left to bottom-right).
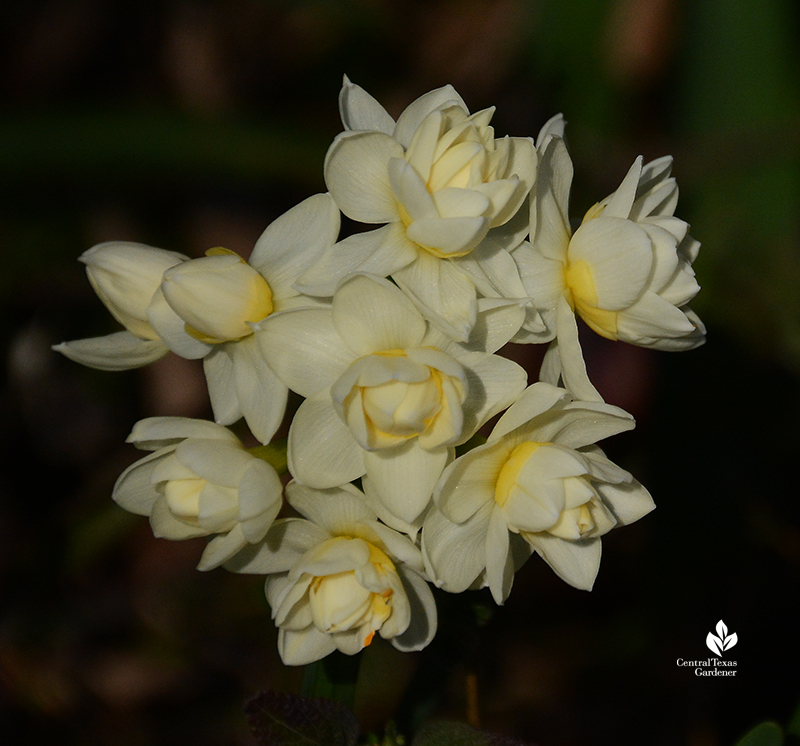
xmin=706 ymin=619 xmax=738 ymax=656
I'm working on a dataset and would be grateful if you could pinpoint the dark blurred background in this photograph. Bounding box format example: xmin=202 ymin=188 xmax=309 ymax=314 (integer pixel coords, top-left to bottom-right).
xmin=1 ymin=1 xmax=799 ymax=744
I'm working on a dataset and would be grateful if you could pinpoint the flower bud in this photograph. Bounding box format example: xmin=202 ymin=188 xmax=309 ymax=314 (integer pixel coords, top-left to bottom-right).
xmin=81 ymin=241 xmax=186 ymax=339
xmin=161 ymin=249 xmax=274 ymax=343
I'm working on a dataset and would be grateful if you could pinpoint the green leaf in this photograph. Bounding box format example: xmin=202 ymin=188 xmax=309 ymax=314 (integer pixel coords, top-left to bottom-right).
xmin=735 ymin=722 xmax=784 ymax=746
xmin=244 ymin=690 xmax=359 ymax=746
xmin=412 ymin=720 xmax=532 ymax=746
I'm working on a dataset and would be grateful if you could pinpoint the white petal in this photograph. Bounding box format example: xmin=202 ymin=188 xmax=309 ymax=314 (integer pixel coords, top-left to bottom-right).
xmin=422 ymin=502 xmax=493 ymax=593
xmin=486 ymin=507 xmax=514 ymax=604
xmin=616 ymin=291 xmax=697 ymax=342
xmin=286 ymin=481 xmax=375 ymax=535
xmin=393 ymin=85 xmax=467 ymax=148
xmin=362 ymin=477 xmax=424 ymax=540
xmin=594 ymin=479 xmax=655 ymax=525
xmin=530 ymin=136 xmax=572 ymax=264
xmin=53 ymin=331 xmax=168 ymax=371
xmin=393 ymin=252 xmax=477 ymax=342
xmin=197 ymin=526 xmax=247 ymax=571
xmin=552 ymin=297 xmax=604 ymax=402
xmin=288 ymin=393 xmax=365 ymax=488
xmin=602 ymin=156 xmax=643 ymax=219
xmin=332 ymin=274 xmax=426 ymax=355
xmin=203 ymin=347 xmax=241 ymax=425
xmin=279 ymin=626 xmax=338 ymax=666
xmin=225 ymin=518 xmax=331 ymax=575
xmin=127 ymin=416 xmax=239 ymax=449
xmin=146 ymin=287 xmax=211 ymax=359
xmin=391 ymin=567 xmax=437 ymax=652
xmin=456 ymin=350 xmax=527 ymax=438
xmin=229 ymin=336 xmax=288 ymax=443
xmin=406 ymin=215 xmax=489 ymax=257
xmin=387 ymin=157 xmax=438 ymax=221
xmin=435 ymin=441 xmax=505 ymax=524
xmin=489 ymin=381 xmax=571 ymax=442
xmin=535 ymin=113 xmax=566 ymax=149
xmin=431 ymin=187 xmax=491 ymax=220
xmin=324 ymin=131 xmax=402 ymax=223
xmin=363 ymin=442 xmax=450 ymax=524
xmin=112 ymin=449 xmax=166 ymax=515
xmin=568 ymin=217 xmax=653 ymax=310
xmin=255 ymin=308 xmax=354 ymax=397
xmin=249 ymin=193 xmax=341 ymax=298
xmin=150 ymin=494 xmax=208 ymax=540
xmin=526 ymin=533 xmax=602 ymax=591
xmin=174 ymin=438 xmax=250 ymax=486
xmin=238 ymin=460 xmax=283 ymax=536
xmin=339 ymin=76 xmax=395 ymax=134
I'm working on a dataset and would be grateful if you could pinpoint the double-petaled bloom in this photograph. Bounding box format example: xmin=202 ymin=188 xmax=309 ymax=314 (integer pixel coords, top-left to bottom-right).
xmin=56 ymin=194 xmax=340 ymax=442
xmin=297 ymin=77 xmax=541 ymax=343
xmin=112 ymin=417 xmax=283 ymax=571
xmin=512 ymin=134 xmax=704 ymax=400
xmin=255 ymin=273 xmax=527 ymax=527
xmin=422 ymin=382 xmax=655 ymax=603
xmin=227 ymin=482 xmax=437 ymax=666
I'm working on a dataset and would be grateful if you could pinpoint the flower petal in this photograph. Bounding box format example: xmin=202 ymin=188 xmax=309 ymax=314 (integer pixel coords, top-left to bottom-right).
xmin=127 ymin=416 xmax=239 ymax=449
xmin=594 ymin=479 xmax=655 ymax=526
xmin=489 ymin=381 xmax=571 ymax=442
xmin=203 ymin=347 xmax=241 ymax=425
xmin=393 ymin=85 xmax=467 ymax=148
xmin=602 ymin=156 xmax=643 ymax=219
xmin=391 ymin=567 xmax=438 ymax=652
xmin=435 ymin=441 xmax=505 ymax=524
xmin=279 ymin=626 xmax=338 ymax=666
xmin=112 ymin=449 xmax=167 ymax=515
xmin=288 ymin=393 xmax=365 ymax=488
xmin=53 ymin=331 xmax=168 ymax=371
xmin=339 ymin=75 xmax=396 ymax=134
xmin=325 ymin=131 xmax=403 ymax=223
xmin=486 ymin=506 xmax=514 ymax=604
xmin=551 ymin=297 xmax=604 ymax=402
xmin=146 ymin=287 xmax=211 ymax=359
xmin=286 ymin=481 xmax=376 ymax=535
xmin=363 ymin=442 xmax=450 ymax=524
xmin=526 ymin=533 xmax=602 ymax=591
xmin=197 ymin=525 xmax=247 ymax=571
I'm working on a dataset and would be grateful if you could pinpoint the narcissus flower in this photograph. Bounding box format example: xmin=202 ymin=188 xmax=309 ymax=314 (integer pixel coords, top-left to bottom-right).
xmin=227 ymin=482 xmax=437 ymax=666
xmin=255 ymin=273 xmax=527 ymax=526
xmin=513 ymin=135 xmax=704 ymax=400
xmin=52 ymin=241 xmax=187 ymax=369
xmin=112 ymin=417 xmax=283 ymax=571
xmin=297 ymin=77 xmax=539 ymax=342
xmin=422 ymin=382 xmax=654 ymax=602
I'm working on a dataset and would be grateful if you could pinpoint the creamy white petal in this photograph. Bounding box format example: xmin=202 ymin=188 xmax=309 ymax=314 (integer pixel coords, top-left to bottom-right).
xmin=332 ymin=274 xmax=426 ymax=354
xmin=127 ymin=416 xmax=239 ymax=449
xmin=530 ymin=136 xmax=572 ymax=264
xmin=229 ymin=335 xmax=288 ymax=444
xmin=363 ymin=442 xmax=450 ymax=524
xmin=278 ymin=626 xmax=338 ymax=666
xmin=249 ymin=193 xmax=341 ymax=298
xmin=173 ymin=438 xmax=250 ymax=486
xmin=602 ymin=157 xmax=643 ymax=219
xmin=535 ymin=113 xmax=566 ymax=149
xmin=53 ymin=332 xmax=168 ymax=371
xmin=393 ymin=252 xmax=477 ymax=342
xmin=552 ymin=297 xmax=604 ymax=402
xmin=388 ymin=157 xmax=438 ymax=221
xmin=485 ymin=506 xmax=514 ymax=604
xmin=489 ymin=382 xmax=571 ymax=442
xmin=393 ymin=85 xmax=467 ymax=148
xmin=150 ymin=494 xmax=209 ymax=540
xmin=526 ymin=533 xmax=602 ymax=591
xmin=203 ymin=347 xmax=241 ymax=426
xmin=112 ymin=449 xmax=168 ymax=515
xmin=616 ymin=291 xmax=698 ymax=341
xmin=406 ymin=215 xmax=489 ymax=257
xmin=422 ymin=501 xmax=493 ymax=593
xmin=568 ymin=217 xmax=653 ymax=310
xmin=255 ymin=308 xmax=354 ymax=397
xmin=339 ymin=75 xmax=395 ymax=134
xmin=146 ymin=287 xmax=211 ymax=359
xmin=325 ymin=131 xmax=403 ymax=223
xmin=594 ymin=479 xmax=655 ymax=526
xmin=238 ymin=458 xmax=282 ymax=521
xmin=286 ymin=481 xmax=375 ymax=535
xmin=288 ymin=393 xmax=365 ymax=488
xmin=197 ymin=525 xmax=247 ymax=571
xmin=391 ymin=567 xmax=438 ymax=652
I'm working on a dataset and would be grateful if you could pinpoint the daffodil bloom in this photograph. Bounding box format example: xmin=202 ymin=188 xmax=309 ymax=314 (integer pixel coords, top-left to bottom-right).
xmin=145 ymin=193 xmax=339 ymax=442
xmin=297 ymin=76 xmax=540 ymax=343
xmin=513 ymin=135 xmax=704 ymax=400
xmin=255 ymin=274 xmax=527 ymax=526
xmin=52 ymin=241 xmax=187 ymax=369
xmin=227 ymin=481 xmax=437 ymax=666
xmin=112 ymin=417 xmax=283 ymax=571
xmin=422 ymin=382 xmax=654 ymax=602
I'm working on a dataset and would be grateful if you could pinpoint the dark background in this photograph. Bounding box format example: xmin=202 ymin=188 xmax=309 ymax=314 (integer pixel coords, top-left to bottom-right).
xmin=1 ymin=1 xmax=799 ymax=744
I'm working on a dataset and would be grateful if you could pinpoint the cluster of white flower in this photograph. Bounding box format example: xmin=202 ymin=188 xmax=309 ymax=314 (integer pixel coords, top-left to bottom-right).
xmin=55 ymin=77 xmax=703 ymax=666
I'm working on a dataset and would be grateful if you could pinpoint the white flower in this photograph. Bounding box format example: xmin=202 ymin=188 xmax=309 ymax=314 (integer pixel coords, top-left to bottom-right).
xmin=297 ymin=77 xmax=539 ymax=342
xmin=255 ymin=273 xmax=527 ymax=526
xmin=146 ymin=193 xmax=339 ymax=442
xmin=513 ymin=135 xmax=704 ymax=400
xmin=422 ymin=382 xmax=654 ymax=602
xmin=52 ymin=241 xmax=187 ymax=370
xmin=112 ymin=417 xmax=283 ymax=571
xmin=227 ymin=481 xmax=437 ymax=666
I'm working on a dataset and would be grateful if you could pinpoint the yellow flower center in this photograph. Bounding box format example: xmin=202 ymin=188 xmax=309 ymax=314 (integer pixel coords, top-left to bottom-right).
xmin=494 ymin=441 xmax=546 ymax=507
xmin=564 ymin=258 xmax=618 ymax=340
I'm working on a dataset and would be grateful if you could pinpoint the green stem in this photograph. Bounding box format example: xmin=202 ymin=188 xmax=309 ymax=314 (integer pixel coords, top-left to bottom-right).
xmin=247 ymin=438 xmax=288 ymax=475
xmin=301 ymin=651 xmax=361 ymax=709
